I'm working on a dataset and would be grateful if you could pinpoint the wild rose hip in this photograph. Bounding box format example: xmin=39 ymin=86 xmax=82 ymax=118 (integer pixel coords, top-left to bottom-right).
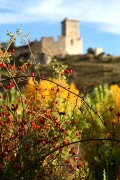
xmin=64 ymin=69 xmax=73 ymax=74
xmin=77 ymin=163 xmax=83 ymax=168
xmin=11 ymin=49 xmax=15 ymax=53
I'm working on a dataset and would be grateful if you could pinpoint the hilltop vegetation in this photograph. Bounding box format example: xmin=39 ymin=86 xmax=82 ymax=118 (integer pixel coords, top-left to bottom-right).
xmin=3 ymin=42 xmax=118 ymax=91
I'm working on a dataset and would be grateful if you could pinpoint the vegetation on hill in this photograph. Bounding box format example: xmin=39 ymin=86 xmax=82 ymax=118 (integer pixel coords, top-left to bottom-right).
xmin=1 ymin=37 xmax=120 ymax=87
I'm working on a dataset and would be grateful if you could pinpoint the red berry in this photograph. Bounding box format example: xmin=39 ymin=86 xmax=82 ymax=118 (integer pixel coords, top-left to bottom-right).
xmin=64 ymin=70 xmax=69 ymax=74
xmin=42 ymin=140 xmax=46 ymax=145
xmin=40 ymin=119 xmax=45 ymax=124
xmin=65 ymin=160 xmax=69 ymax=163
xmin=60 ymin=127 xmax=65 ymax=132
xmin=74 ymin=157 xmax=78 ymax=161
xmin=73 ymin=119 xmax=78 ymax=124
xmin=11 ymin=49 xmax=15 ymax=53
xmin=45 ymin=126 xmax=50 ymax=131
xmin=0 ymin=62 xmax=6 ymax=68
xmin=77 ymin=163 xmax=83 ymax=168
xmin=42 ymin=95 xmax=45 ymax=99
xmin=18 ymin=66 xmax=24 ymax=72
xmin=75 ymin=132 xmax=80 ymax=136
xmin=18 ymin=97 xmax=22 ymax=103
xmin=69 ymin=70 xmax=72 ymax=73
xmin=31 ymin=72 xmax=34 ymax=77
xmin=63 ymin=139 xmax=68 ymax=145
xmin=8 ymin=64 xmax=14 ymax=70
xmin=27 ymin=63 xmax=32 ymax=67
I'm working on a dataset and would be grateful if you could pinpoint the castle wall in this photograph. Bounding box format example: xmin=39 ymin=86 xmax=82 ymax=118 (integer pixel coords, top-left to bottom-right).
xmin=41 ymin=36 xmax=66 ymax=56
xmin=41 ymin=36 xmax=83 ymax=56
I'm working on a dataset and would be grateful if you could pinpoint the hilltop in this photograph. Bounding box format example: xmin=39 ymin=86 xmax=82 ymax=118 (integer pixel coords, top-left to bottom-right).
xmin=12 ymin=42 xmax=120 ymax=90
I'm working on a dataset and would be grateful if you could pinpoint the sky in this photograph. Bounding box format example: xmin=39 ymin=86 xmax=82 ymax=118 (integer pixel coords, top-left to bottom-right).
xmin=1 ymin=0 xmax=120 ymax=55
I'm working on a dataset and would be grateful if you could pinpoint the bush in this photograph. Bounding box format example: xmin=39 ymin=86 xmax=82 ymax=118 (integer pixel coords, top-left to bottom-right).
xmin=0 ymin=29 xmax=120 ymax=179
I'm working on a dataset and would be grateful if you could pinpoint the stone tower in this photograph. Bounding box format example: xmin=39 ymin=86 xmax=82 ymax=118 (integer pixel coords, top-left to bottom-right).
xmin=61 ymin=18 xmax=83 ymax=55
xmin=61 ymin=18 xmax=79 ymax=38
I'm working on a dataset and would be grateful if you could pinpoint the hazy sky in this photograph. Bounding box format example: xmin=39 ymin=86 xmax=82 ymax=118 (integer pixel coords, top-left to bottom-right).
xmin=1 ymin=0 xmax=120 ymax=55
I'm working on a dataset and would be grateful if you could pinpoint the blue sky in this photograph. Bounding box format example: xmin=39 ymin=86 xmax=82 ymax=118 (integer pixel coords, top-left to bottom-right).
xmin=1 ymin=0 xmax=120 ymax=55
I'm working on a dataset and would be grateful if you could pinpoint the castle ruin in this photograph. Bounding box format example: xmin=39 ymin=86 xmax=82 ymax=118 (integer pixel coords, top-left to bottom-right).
xmin=15 ymin=18 xmax=83 ymax=65
xmin=41 ymin=18 xmax=83 ymax=56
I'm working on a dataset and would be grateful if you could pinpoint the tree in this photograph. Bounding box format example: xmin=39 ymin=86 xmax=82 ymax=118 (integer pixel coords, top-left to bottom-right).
xmin=87 ymin=47 xmax=95 ymax=54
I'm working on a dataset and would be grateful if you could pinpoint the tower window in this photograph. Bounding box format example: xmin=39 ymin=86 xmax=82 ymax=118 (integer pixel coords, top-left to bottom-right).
xmin=71 ymin=39 xmax=73 ymax=45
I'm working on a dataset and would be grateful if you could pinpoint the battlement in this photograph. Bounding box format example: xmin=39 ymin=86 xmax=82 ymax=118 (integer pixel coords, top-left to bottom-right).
xmin=41 ymin=37 xmax=54 ymax=42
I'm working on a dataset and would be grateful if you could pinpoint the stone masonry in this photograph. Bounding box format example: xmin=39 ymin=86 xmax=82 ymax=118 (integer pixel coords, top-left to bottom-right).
xmin=41 ymin=18 xmax=83 ymax=56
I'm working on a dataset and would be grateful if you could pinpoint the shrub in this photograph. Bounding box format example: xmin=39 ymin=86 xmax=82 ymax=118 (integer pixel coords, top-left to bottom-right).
xmin=0 ymin=31 xmax=88 ymax=179
xmin=0 ymin=29 xmax=120 ymax=180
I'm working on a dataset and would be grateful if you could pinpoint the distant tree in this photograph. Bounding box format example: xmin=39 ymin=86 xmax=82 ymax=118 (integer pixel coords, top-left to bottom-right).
xmin=106 ymin=53 xmax=111 ymax=56
xmin=0 ymin=42 xmax=7 ymax=51
xmin=0 ymin=41 xmax=16 ymax=51
xmin=87 ymin=47 xmax=95 ymax=54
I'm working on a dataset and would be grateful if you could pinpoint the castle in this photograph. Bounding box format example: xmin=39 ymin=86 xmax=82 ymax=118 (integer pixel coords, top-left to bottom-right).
xmin=15 ymin=18 xmax=83 ymax=64
xmin=40 ymin=18 xmax=83 ymax=56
